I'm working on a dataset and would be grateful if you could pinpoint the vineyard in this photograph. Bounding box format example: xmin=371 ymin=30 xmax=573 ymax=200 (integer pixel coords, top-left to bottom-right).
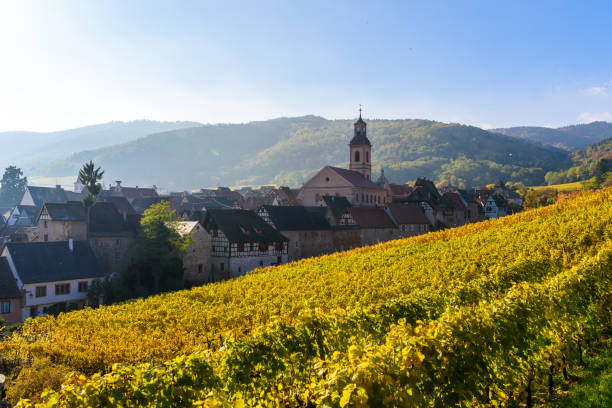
xmin=2 ymin=189 xmax=612 ymax=406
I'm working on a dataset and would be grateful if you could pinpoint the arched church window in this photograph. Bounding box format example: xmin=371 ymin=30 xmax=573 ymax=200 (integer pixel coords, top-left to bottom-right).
xmin=366 ymin=151 xmax=369 ymax=162
xmin=355 ymin=151 xmax=360 ymax=162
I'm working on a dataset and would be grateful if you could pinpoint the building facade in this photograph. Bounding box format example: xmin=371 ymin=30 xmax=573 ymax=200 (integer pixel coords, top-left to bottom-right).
xmin=2 ymin=241 xmax=106 ymax=321
xmin=202 ymin=209 xmax=288 ymax=279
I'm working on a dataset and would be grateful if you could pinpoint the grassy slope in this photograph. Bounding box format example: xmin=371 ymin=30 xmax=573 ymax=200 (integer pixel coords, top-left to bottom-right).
xmin=530 ymin=181 xmax=584 ymax=191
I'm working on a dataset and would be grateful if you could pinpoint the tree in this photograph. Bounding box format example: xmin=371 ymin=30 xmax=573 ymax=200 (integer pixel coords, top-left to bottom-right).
xmin=133 ymin=201 xmax=191 ymax=295
xmin=0 ymin=166 xmax=27 ymax=208
xmin=78 ymin=161 xmax=104 ymax=238
xmin=100 ymin=201 xmax=191 ymax=302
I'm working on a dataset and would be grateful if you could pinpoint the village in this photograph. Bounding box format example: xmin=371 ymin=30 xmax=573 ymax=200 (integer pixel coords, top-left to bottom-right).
xmin=0 ymin=114 xmax=524 ymax=325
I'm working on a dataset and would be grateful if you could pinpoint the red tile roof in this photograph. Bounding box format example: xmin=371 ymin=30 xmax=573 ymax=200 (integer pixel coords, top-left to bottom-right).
xmin=350 ymin=207 xmax=396 ymax=228
xmin=442 ymin=192 xmax=467 ymax=211
xmin=386 ymin=203 xmax=429 ymax=225
xmin=327 ymin=166 xmax=385 ymax=190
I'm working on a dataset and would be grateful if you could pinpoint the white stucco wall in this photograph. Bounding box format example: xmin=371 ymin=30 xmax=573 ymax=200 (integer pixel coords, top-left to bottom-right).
xmin=20 ymin=278 xmax=100 ymax=320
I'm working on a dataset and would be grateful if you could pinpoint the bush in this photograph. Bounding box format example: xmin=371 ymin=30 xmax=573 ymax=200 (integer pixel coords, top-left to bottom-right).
xmin=5 ymin=358 xmax=73 ymax=404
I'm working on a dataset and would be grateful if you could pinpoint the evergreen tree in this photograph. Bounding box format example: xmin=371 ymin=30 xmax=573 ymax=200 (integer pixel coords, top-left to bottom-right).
xmin=0 ymin=166 xmax=27 ymax=208
xmin=77 ymin=161 xmax=104 ymax=238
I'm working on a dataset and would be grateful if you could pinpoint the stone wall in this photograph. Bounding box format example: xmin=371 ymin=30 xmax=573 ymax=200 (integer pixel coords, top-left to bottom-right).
xmin=360 ymin=227 xmax=398 ymax=246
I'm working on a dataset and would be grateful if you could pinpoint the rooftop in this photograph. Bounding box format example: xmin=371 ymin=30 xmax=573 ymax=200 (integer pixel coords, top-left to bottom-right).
xmin=5 ymin=241 xmax=106 ymax=284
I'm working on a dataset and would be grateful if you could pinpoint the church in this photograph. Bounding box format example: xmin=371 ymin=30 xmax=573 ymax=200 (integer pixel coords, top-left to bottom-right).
xmin=300 ymin=111 xmax=388 ymax=207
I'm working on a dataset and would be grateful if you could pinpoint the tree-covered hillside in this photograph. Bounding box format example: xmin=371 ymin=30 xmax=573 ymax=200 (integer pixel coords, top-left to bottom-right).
xmin=0 ymin=120 xmax=200 ymax=169
xmin=492 ymin=121 xmax=612 ymax=151
xmin=545 ymin=136 xmax=612 ymax=185
xmin=37 ymin=116 xmax=570 ymax=190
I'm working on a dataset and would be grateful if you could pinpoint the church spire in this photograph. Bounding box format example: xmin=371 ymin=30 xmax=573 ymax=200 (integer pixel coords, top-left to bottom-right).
xmin=349 ymin=106 xmax=372 ymax=180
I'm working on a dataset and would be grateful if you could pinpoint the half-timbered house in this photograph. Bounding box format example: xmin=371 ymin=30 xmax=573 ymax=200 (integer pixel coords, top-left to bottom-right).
xmin=202 ymin=209 xmax=288 ymax=279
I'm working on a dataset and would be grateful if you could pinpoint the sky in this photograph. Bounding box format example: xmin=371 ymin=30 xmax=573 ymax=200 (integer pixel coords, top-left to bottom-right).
xmin=0 ymin=0 xmax=611 ymax=132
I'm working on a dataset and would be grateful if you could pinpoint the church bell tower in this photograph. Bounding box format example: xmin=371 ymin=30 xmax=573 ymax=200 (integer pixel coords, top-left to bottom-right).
xmin=349 ymin=106 xmax=372 ymax=180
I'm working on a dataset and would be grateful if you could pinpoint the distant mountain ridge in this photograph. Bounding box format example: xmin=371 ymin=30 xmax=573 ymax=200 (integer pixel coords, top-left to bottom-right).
xmin=492 ymin=121 xmax=612 ymax=151
xmin=35 ymin=116 xmax=571 ymax=191
xmin=0 ymin=120 xmax=201 ymax=169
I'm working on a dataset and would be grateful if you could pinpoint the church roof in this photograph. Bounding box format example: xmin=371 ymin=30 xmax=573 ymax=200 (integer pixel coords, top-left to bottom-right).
xmin=327 ymin=166 xmax=385 ymax=190
xmin=376 ymin=169 xmax=390 ymax=185
xmin=349 ymin=132 xmax=371 ymax=146
xmin=350 ymin=114 xmax=371 ymax=145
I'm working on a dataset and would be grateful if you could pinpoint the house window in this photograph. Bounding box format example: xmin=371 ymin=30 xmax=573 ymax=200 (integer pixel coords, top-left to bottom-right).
xmin=277 ymin=256 xmax=282 ymax=264
xmin=114 ymin=252 xmax=121 ymax=261
xmin=198 ymin=264 xmax=203 ymax=273
xmin=237 ymin=243 xmax=245 ymax=252
xmin=44 ymin=220 xmax=48 ymax=228
xmin=1 ymin=301 xmax=11 ymax=314
xmin=275 ymin=242 xmax=284 ymax=251
xmin=220 ymin=263 xmax=224 ymax=271
xmin=366 ymin=151 xmax=369 ymax=163
xmin=55 ymin=283 xmax=70 ymax=295
xmin=30 ymin=306 xmax=38 ymax=317
xmin=116 ymin=239 xmax=121 ymax=247
xmin=44 ymin=234 xmax=48 ymax=242
xmin=355 ymin=151 xmax=360 ymax=162
xmin=78 ymin=281 xmax=88 ymax=292
xmin=260 ymin=260 xmax=264 ymax=266
xmin=238 ymin=267 xmax=242 ymax=274
xmin=35 ymin=286 xmax=46 ymax=297
xmin=295 ymin=241 xmax=299 ymax=248
xmin=259 ymin=242 xmax=268 ymax=251
xmin=410 ymin=225 xmax=415 ymax=232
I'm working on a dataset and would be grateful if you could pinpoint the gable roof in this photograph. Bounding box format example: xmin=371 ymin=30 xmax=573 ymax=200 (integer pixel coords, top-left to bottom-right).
xmin=203 ymin=209 xmax=288 ymax=243
xmin=322 ymin=195 xmax=352 ymax=217
xmin=6 ymin=241 xmax=106 ymax=284
xmin=261 ymin=205 xmax=331 ymax=231
xmin=26 ymin=186 xmax=70 ymax=207
xmin=12 ymin=205 xmax=38 ymax=225
xmin=350 ymin=207 xmax=397 ymax=229
xmin=0 ymin=257 xmax=21 ymax=299
xmin=107 ymin=186 xmax=158 ymax=202
xmin=97 ymin=196 xmax=137 ymax=216
xmin=386 ymin=203 xmax=430 ymax=225
xmin=42 ymin=202 xmax=86 ymax=221
xmin=174 ymin=221 xmax=202 ymax=236
xmin=327 ymin=166 xmax=385 ymax=190
xmin=90 ymin=202 xmax=131 ymax=234
xmin=442 ymin=192 xmax=467 ymax=211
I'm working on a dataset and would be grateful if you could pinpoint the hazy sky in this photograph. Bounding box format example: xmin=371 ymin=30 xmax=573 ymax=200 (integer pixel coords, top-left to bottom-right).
xmin=1 ymin=0 xmax=611 ymax=132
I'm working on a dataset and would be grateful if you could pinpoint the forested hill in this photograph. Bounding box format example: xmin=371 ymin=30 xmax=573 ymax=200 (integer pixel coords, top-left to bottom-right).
xmin=492 ymin=121 xmax=612 ymax=151
xmin=37 ymin=116 xmax=571 ymax=190
xmin=544 ymin=136 xmax=612 ymax=185
xmin=0 ymin=120 xmax=200 ymax=168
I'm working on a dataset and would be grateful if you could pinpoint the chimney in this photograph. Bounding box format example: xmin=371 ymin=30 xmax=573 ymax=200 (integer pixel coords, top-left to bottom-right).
xmin=115 ymin=181 xmax=122 ymax=191
xmin=68 ymin=238 xmax=73 ymax=252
